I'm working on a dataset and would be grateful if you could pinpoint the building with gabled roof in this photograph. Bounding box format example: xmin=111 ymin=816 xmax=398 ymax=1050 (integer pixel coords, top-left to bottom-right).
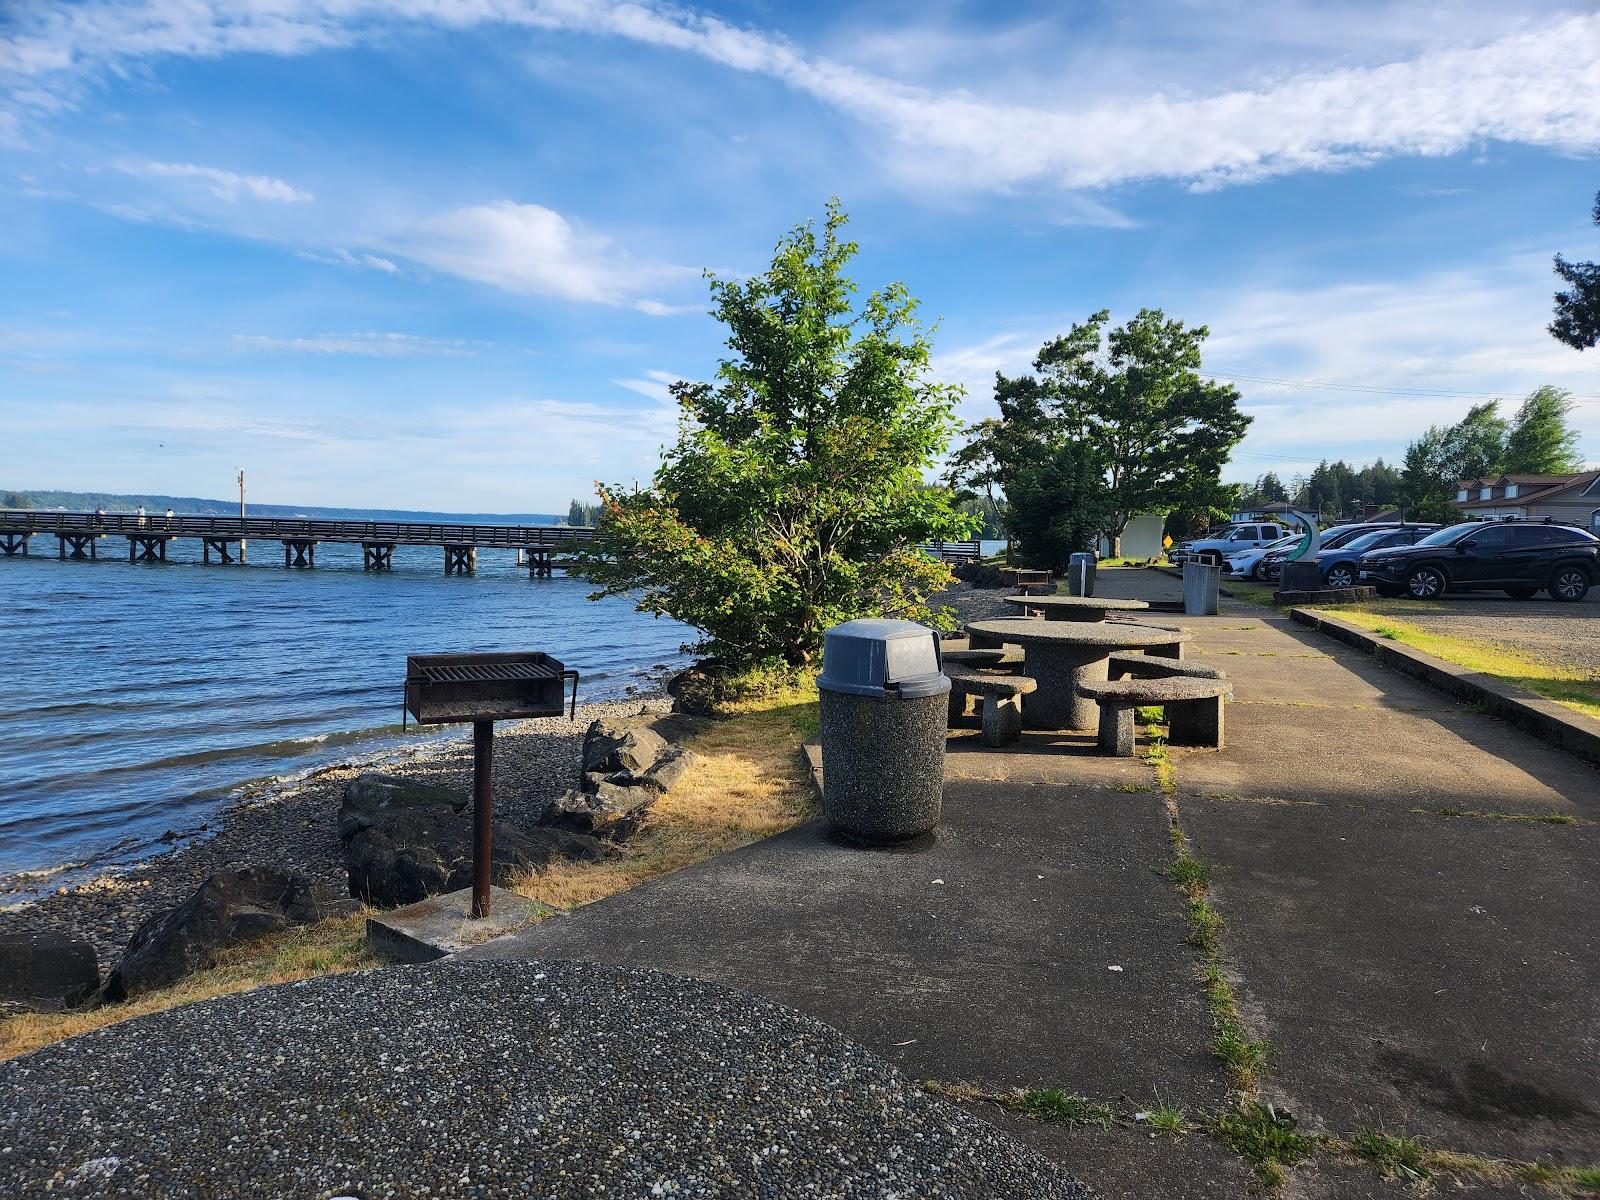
xmin=1453 ymin=471 xmax=1600 ymax=533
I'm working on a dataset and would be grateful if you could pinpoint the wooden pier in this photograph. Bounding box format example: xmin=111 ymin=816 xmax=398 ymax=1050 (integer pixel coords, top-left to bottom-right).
xmin=0 ymin=511 xmax=595 ymax=576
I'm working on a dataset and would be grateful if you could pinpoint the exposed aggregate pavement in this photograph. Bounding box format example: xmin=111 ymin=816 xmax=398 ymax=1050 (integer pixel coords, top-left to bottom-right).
xmin=0 ymin=958 xmax=1094 ymax=1199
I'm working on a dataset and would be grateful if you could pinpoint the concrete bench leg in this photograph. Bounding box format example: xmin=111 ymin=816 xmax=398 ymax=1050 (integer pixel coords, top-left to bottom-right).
xmin=1167 ymin=696 xmax=1224 ymax=748
xmin=1097 ymin=702 xmax=1136 ymax=757
xmin=1145 ymin=642 xmax=1185 ymax=661
xmin=980 ymin=695 xmax=1023 ymax=748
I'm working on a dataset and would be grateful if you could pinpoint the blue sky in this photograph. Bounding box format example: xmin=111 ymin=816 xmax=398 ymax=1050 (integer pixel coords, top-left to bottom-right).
xmin=2 ymin=1 xmax=1598 ymax=512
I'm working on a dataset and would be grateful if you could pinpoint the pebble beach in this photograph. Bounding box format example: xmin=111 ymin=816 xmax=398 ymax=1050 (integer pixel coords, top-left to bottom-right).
xmin=0 ymin=694 xmax=672 ymax=970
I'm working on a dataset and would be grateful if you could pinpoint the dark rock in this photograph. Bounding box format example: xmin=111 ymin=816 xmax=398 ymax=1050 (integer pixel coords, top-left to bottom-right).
xmin=544 ymin=782 xmax=658 ymax=841
xmin=582 ymin=718 xmax=669 ymax=775
xmin=640 ymin=744 xmax=697 ymax=792
xmin=338 ymin=772 xmax=466 ymax=839
xmin=344 ymin=810 xmax=604 ymax=908
xmin=0 ymin=931 xmax=99 ymax=1012
xmin=104 ymin=867 xmax=357 ymax=1002
xmin=666 ymin=664 xmax=721 ymax=716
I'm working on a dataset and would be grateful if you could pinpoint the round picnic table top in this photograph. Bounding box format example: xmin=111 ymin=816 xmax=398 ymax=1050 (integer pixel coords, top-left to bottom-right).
xmin=967 ymin=618 xmax=1190 ymax=650
xmin=1001 ymin=594 xmax=1150 ymax=620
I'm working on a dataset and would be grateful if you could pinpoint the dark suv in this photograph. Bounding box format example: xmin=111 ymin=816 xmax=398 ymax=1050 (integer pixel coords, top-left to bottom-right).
xmin=1357 ymin=520 xmax=1598 ymax=601
xmin=1259 ymin=522 xmax=1436 ymax=583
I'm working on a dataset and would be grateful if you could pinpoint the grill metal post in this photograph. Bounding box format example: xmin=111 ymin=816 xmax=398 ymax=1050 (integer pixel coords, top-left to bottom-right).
xmin=472 ymin=719 xmax=494 ymax=919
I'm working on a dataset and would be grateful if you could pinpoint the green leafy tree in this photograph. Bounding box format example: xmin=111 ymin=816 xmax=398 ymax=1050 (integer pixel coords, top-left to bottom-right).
xmin=951 ymin=309 xmax=1250 ymax=558
xmin=1257 ymin=472 xmax=1288 ymax=503
xmin=1003 ymin=440 xmax=1110 ymax=570
xmin=1399 ymin=401 xmax=1512 ymax=521
xmin=1502 ymin=386 xmax=1585 ymax=474
xmin=576 ymin=203 xmax=972 ymax=673
xmin=1552 ymin=189 xmax=1600 ymax=351
xmin=1 ymin=491 xmax=33 ymax=509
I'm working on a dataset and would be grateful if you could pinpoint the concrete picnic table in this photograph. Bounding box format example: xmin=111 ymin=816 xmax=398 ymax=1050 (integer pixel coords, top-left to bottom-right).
xmin=966 ymin=618 xmax=1192 ymax=730
xmin=1001 ymin=594 xmax=1151 ymax=622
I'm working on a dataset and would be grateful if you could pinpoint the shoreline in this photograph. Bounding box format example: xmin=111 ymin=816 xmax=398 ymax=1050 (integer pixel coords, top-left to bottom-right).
xmin=0 ymin=581 xmax=1000 ymax=973
xmin=0 ymin=691 xmax=672 ymax=970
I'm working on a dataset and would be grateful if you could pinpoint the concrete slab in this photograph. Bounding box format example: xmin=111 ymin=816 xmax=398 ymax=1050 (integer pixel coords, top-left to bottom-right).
xmin=1182 ymin=790 xmax=1600 ymax=1163
xmin=462 ymin=779 xmax=1230 ymax=1111
xmin=365 ymin=885 xmax=555 ymax=963
xmin=968 ymin=1106 xmax=1264 ymax=1200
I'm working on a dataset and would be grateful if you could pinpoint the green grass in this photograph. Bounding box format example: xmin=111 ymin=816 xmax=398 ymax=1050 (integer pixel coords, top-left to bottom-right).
xmin=1166 ymin=854 xmax=1209 ymax=888
xmin=1015 ymin=1089 xmax=1114 ymax=1126
xmin=1351 ymin=1130 xmax=1431 ymax=1183
xmin=1572 ymin=1166 xmax=1600 ymax=1191
xmin=1211 ymin=1104 xmax=1315 ymax=1185
xmin=1321 ymin=608 xmax=1600 ymax=722
xmin=1143 ymin=1098 xmax=1190 ymax=1136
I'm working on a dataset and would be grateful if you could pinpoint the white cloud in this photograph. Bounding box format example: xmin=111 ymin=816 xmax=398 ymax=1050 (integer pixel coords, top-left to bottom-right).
xmin=116 ymin=160 xmax=313 ymax=203
xmin=296 ymin=248 xmax=400 ymax=274
xmin=388 ymin=200 xmax=691 ymax=310
xmin=6 ymin=3 xmax=1597 ymax=196
xmin=612 ymin=369 xmax=686 ymax=405
xmin=933 ymin=250 xmax=1600 ymax=475
xmin=230 ymin=332 xmax=475 ymax=356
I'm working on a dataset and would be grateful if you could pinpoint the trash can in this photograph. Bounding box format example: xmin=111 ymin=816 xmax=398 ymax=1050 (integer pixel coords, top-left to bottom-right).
xmin=816 ymin=619 xmax=951 ymax=844
xmin=1067 ymin=551 xmax=1097 ymax=597
xmin=1183 ymin=560 xmax=1220 ymax=616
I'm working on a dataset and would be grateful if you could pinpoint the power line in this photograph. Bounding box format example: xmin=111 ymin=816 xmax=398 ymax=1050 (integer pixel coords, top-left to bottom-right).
xmin=1204 ymin=370 xmax=1600 ymax=405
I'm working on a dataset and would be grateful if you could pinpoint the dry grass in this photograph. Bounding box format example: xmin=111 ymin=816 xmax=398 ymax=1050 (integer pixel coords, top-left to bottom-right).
xmin=509 ymin=699 xmax=818 ymax=908
xmin=1 ymin=911 xmax=376 ymax=1061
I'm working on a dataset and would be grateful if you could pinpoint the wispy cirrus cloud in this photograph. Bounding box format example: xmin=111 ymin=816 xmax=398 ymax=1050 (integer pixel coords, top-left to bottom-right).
xmin=5 ymin=2 xmax=1598 ymax=196
xmin=230 ymin=332 xmax=476 ymax=356
xmin=114 ymin=160 xmax=314 ymax=203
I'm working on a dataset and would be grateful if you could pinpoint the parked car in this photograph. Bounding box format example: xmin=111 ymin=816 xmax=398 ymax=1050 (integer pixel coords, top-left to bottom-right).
xmin=1314 ymin=525 xmax=1439 ymax=589
xmin=1357 ymin=520 xmax=1599 ymax=601
xmin=1256 ymin=522 xmax=1415 ymax=582
xmin=1222 ymin=534 xmax=1302 ymax=581
xmin=1171 ymin=522 xmax=1290 ymax=565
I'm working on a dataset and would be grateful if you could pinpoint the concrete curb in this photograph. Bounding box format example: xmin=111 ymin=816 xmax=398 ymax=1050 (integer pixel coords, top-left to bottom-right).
xmin=1291 ymin=607 xmax=1600 ymax=769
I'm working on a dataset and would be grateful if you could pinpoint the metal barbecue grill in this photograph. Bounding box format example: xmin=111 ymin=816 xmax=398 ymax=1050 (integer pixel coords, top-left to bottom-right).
xmin=402 ymin=651 xmax=580 ymax=919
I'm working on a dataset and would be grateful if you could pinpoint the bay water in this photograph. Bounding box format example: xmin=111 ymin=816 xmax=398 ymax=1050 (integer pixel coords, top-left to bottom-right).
xmin=0 ymin=538 xmax=690 ymax=883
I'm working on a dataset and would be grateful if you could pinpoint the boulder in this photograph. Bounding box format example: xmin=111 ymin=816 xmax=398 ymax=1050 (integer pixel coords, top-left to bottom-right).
xmin=344 ymin=809 xmax=604 ymax=908
xmin=105 ymin=867 xmax=358 ymax=1002
xmin=582 ymin=718 xmax=669 ymax=776
xmin=338 ymin=772 xmax=466 ymax=839
xmin=543 ymin=782 xmax=658 ymax=841
xmin=630 ymin=744 xmax=698 ymax=793
xmin=0 ymin=931 xmax=99 ymax=1012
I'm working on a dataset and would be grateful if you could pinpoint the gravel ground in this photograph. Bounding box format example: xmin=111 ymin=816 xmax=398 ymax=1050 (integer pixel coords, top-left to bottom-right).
xmin=0 ymin=695 xmax=671 ymax=969
xmin=930 ymin=580 xmax=1017 ymax=629
xmin=1378 ymin=593 xmax=1600 ymax=677
xmin=0 ymin=959 xmax=1094 ymax=1199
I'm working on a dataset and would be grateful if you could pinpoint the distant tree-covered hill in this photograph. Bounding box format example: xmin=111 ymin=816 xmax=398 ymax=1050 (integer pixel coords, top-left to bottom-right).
xmin=2 ymin=489 xmax=564 ymax=525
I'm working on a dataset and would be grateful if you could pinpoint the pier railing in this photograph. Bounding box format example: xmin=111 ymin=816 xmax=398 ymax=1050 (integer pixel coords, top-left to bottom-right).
xmin=0 ymin=510 xmax=596 ymax=550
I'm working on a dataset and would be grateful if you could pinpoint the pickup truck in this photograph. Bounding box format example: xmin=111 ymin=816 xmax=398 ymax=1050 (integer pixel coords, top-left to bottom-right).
xmin=1170 ymin=523 xmax=1289 ymax=565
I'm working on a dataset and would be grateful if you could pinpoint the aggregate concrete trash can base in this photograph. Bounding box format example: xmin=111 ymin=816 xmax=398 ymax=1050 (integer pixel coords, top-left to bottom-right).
xmin=817 ymin=619 xmax=951 ymax=845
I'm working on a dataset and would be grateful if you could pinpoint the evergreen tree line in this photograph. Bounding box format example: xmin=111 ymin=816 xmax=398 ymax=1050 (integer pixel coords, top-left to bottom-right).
xmin=1234 ymin=387 xmax=1586 ymax=525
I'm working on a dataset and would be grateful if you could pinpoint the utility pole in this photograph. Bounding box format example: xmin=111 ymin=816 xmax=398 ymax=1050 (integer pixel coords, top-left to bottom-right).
xmin=237 ymin=469 xmax=248 ymax=563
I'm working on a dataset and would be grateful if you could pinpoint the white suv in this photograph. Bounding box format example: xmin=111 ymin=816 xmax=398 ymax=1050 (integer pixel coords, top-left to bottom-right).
xmin=1172 ymin=523 xmax=1289 ymax=565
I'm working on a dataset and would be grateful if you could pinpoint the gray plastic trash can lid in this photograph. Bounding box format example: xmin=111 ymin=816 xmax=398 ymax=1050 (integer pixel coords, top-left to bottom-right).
xmin=817 ymin=619 xmax=951 ymax=700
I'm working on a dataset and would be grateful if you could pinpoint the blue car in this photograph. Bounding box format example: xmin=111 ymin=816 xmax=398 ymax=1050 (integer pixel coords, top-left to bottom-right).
xmin=1316 ymin=526 xmax=1439 ymax=588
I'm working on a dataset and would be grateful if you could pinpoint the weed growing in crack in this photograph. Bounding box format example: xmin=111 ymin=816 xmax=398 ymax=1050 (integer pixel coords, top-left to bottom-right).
xmin=1015 ymin=1089 xmax=1114 ymax=1126
xmin=1350 ymin=1130 xmax=1430 ymax=1183
xmin=1211 ymin=1103 xmax=1314 ymax=1185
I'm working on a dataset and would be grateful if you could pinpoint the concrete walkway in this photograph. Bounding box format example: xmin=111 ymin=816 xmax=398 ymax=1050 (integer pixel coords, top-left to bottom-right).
xmin=466 ymin=569 xmax=1600 ymax=1197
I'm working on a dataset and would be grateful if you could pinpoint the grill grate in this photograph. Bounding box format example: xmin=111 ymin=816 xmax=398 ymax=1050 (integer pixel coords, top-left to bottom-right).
xmin=416 ymin=661 xmax=562 ymax=684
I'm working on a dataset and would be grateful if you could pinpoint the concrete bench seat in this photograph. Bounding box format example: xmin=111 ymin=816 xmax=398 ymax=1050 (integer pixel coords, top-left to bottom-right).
xmin=1106 ymin=651 xmax=1227 ymax=683
xmin=1077 ymin=677 xmax=1232 ymax=757
xmin=945 ymin=664 xmax=1038 ymax=747
xmin=943 ymin=647 xmax=1024 ymax=670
